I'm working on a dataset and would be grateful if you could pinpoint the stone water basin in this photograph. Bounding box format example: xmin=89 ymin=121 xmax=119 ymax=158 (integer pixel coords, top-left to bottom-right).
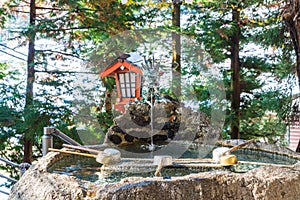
xmin=48 ymin=147 xmax=298 ymax=183
xmin=9 ymin=140 xmax=300 ymax=200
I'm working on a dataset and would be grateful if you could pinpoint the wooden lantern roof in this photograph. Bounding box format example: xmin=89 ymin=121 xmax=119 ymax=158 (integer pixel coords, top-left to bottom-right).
xmin=100 ymin=58 xmax=142 ymax=79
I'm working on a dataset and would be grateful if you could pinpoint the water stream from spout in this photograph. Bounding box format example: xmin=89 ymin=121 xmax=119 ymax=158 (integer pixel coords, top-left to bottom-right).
xmin=149 ymin=91 xmax=154 ymax=158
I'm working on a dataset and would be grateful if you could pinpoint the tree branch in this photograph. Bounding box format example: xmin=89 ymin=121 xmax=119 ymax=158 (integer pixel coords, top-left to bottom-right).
xmin=0 ymin=49 xmax=27 ymax=61
xmin=35 ymin=6 xmax=111 ymax=12
xmin=0 ymin=43 xmax=27 ymax=57
xmin=37 ymin=26 xmax=108 ymax=32
xmin=35 ymin=6 xmax=69 ymax=11
xmin=36 ymin=49 xmax=84 ymax=61
xmin=35 ymin=70 xmax=98 ymax=75
xmin=9 ymin=10 xmax=30 ymax=14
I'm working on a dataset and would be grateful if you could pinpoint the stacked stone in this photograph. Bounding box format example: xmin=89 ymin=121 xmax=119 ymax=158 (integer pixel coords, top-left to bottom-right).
xmin=105 ymin=101 xmax=180 ymax=145
xmin=104 ymin=100 xmax=217 ymax=145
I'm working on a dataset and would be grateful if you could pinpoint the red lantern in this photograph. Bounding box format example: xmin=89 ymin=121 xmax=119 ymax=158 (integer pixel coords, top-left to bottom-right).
xmin=100 ymin=58 xmax=143 ymax=113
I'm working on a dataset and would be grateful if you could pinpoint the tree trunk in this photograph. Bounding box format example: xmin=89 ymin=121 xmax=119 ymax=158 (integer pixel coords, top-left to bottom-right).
xmin=230 ymin=7 xmax=241 ymax=139
xmin=296 ymin=138 xmax=300 ymax=152
xmin=297 ymin=52 xmax=300 ymax=93
xmin=282 ymin=1 xmax=300 ymax=150
xmin=23 ymin=0 xmax=36 ymax=164
xmin=172 ymin=1 xmax=181 ymax=98
xmin=283 ymin=0 xmax=300 ymax=92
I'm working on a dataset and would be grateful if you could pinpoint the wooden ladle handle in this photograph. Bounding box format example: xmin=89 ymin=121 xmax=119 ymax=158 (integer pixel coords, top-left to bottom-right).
xmin=62 ymin=144 xmax=100 ymax=154
xmin=222 ymin=139 xmax=256 ymax=156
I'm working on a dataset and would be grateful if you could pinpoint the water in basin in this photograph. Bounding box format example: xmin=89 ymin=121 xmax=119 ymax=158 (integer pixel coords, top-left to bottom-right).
xmin=48 ymin=144 xmax=298 ymax=184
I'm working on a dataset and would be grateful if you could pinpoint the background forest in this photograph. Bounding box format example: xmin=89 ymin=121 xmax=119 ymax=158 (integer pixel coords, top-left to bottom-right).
xmin=0 ymin=0 xmax=299 ymax=186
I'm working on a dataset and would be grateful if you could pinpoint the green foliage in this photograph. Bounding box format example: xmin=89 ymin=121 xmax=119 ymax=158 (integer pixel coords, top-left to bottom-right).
xmin=0 ymin=63 xmax=7 ymax=79
xmin=94 ymin=77 xmax=115 ymax=136
xmin=182 ymin=1 xmax=293 ymax=141
xmin=0 ymin=65 xmax=24 ymax=180
xmin=0 ymin=4 xmax=11 ymax=28
xmin=0 ymin=61 xmax=80 ymax=179
xmin=240 ymin=88 xmax=291 ymax=145
xmin=96 ymin=111 xmax=114 ymax=136
xmin=194 ymin=12 xmax=230 ymax=63
xmin=192 ymin=84 xmax=211 ymax=116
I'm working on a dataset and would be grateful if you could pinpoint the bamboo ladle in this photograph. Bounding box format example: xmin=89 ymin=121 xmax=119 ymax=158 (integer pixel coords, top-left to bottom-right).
xmin=217 ymin=140 xmax=296 ymax=168
xmin=218 ymin=140 xmax=255 ymax=166
xmin=48 ymin=144 xmax=121 ymax=165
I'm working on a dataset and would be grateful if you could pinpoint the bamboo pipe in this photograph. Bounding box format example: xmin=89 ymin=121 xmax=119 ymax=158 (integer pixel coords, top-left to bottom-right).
xmin=48 ymin=148 xmax=96 ymax=158
xmin=52 ymin=129 xmax=81 ymax=146
xmin=62 ymin=144 xmax=100 ymax=155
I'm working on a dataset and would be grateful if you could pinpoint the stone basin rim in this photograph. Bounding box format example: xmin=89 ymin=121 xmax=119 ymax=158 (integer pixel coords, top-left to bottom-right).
xmin=42 ymin=140 xmax=300 ymax=174
xmin=9 ymin=140 xmax=300 ymax=200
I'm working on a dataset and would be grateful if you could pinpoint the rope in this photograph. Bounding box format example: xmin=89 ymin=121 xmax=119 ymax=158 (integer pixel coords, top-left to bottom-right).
xmin=0 ymin=157 xmax=31 ymax=177
xmin=0 ymin=190 xmax=9 ymax=196
xmin=0 ymin=157 xmax=19 ymax=168
xmin=0 ymin=173 xmax=17 ymax=183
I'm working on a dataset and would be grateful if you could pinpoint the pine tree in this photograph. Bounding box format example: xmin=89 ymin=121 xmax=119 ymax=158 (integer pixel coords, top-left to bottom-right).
xmin=184 ymin=0 xmax=293 ymax=141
